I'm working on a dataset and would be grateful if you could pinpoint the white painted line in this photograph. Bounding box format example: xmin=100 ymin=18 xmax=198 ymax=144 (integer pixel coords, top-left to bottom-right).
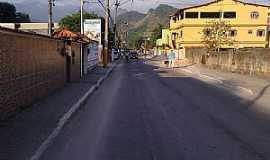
xmin=179 ymin=68 xmax=193 ymax=74
xmin=30 ymin=86 xmax=96 ymax=160
xmin=30 ymin=63 xmax=117 ymax=160
xmin=199 ymin=74 xmax=223 ymax=84
xmin=236 ymin=86 xmax=254 ymax=95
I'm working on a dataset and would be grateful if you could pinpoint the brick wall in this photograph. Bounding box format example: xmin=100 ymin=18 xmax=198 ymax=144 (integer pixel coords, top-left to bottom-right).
xmin=0 ymin=28 xmax=81 ymax=120
xmin=185 ymin=47 xmax=270 ymax=77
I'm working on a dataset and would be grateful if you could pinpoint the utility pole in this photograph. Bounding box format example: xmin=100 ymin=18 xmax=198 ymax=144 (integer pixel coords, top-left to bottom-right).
xmin=266 ymin=0 xmax=270 ymax=48
xmin=80 ymin=0 xmax=84 ymax=77
xmin=114 ymin=0 xmax=120 ymax=48
xmin=80 ymin=0 xmax=84 ymax=35
xmin=48 ymin=0 xmax=53 ymax=36
xmin=103 ymin=0 xmax=109 ymax=67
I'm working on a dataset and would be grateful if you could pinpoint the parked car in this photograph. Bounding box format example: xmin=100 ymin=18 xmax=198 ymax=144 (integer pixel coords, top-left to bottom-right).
xmin=112 ymin=50 xmax=120 ymax=60
xmin=129 ymin=51 xmax=138 ymax=59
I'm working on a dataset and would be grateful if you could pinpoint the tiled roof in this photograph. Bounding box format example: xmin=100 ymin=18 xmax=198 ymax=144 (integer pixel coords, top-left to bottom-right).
xmin=53 ymin=27 xmax=91 ymax=43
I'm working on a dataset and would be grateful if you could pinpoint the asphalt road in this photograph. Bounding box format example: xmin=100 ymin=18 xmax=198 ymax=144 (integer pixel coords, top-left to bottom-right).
xmin=40 ymin=60 xmax=270 ymax=160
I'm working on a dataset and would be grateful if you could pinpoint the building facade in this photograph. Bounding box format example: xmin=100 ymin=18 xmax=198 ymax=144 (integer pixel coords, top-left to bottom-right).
xmin=155 ymin=29 xmax=171 ymax=55
xmin=169 ymin=0 xmax=270 ymax=50
xmin=0 ymin=23 xmax=59 ymax=35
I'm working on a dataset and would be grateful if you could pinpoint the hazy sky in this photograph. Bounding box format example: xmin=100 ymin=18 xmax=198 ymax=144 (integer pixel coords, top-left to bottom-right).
xmin=2 ymin=0 xmax=269 ymax=22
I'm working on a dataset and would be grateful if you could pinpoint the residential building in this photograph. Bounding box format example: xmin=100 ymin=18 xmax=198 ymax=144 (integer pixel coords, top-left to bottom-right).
xmin=0 ymin=23 xmax=59 ymax=35
xmin=169 ymin=0 xmax=270 ymax=51
xmin=155 ymin=29 xmax=171 ymax=55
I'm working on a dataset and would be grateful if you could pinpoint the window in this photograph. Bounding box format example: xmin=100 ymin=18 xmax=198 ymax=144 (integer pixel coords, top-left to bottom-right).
xmin=200 ymin=12 xmax=221 ymax=18
xmin=224 ymin=12 xmax=236 ymax=18
xmin=171 ymin=33 xmax=178 ymax=40
xmin=185 ymin=12 xmax=199 ymax=18
xmin=251 ymin=11 xmax=259 ymax=19
xmin=257 ymin=30 xmax=265 ymax=37
xmin=179 ymin=11 xmax=184 ymax=19
xmin=204 ymin=29 xmax=211 ymax=36
xmin=229 ymin=30 xmax=237 ymax=37
xmin=248 ymin=30 xmax=253 ymax=34
xmin=172 ymin=17 xmax=177 ymax=23
xmin=179 ymin=30 xmax=183 ymax=38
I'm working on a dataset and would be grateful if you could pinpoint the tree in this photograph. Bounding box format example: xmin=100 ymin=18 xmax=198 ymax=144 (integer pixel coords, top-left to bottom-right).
xmin=0 ymin=2 xmax=16 ymax=22
xmin=59 ymin=11 xmax=99 ymax=32
xmin=0 ymin=2 xmax=31 ymax=23
xmin=16 ymin=12 xmax=31 ymax=23
xmin=150 ymin=23 xmax=163 ymax=48
xmin=202 ymin=20 xmax=234 ymax=52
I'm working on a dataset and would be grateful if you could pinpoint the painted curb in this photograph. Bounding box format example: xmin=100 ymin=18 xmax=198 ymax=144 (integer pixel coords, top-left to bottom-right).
xmin=30 ymin=63 xmax=118 ymax=160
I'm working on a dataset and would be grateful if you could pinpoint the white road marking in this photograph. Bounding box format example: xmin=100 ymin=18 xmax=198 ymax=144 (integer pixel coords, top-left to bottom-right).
xmin=178 ymin=68 xmax=193 ymax=74
xmin=236 ymin=86 xmax=254 ymax=95
xmin=30 ymin=64 xmax=117 ymax=160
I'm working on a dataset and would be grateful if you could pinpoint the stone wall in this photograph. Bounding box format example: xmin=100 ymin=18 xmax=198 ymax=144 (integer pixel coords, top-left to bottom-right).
xmin=0 ymin=28 xmax=81 ymax=119
xmin=185 ymin=47 xmax=270 ymax=77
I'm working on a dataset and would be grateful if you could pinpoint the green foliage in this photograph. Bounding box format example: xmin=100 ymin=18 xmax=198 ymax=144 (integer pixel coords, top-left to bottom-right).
xmin=16 ymin=12 xmax=31 ymax=23
xmin=202 ymin=20 xmax=234 ymax=51
xmin=149 ymin=23 xmax=163 ymax=47
xmin=120 ymin=4 xmax=177 ymax=49
xmin=0 ymin=2 xmax=30 ymax=22
xmin=59 ymin=11 xmax=99 ymax=32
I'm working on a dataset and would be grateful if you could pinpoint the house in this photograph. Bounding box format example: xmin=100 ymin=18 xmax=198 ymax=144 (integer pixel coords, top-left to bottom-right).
xmin=169 ymin=0 xmax=270 ymax=52
xmin=155 ymin=29 xmax=171 ymax=55
xmin=0 ymin=23 xmax=59 ymax=35
xmin=53 ymin=28 xmax=99 ymax=79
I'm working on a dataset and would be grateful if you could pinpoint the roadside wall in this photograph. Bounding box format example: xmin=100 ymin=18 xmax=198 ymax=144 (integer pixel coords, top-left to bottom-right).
xmin=70 ymin=42 xmax=81 ymax=82
xmin=0 ymin=28 xmax=81 ymax=119
xmin=185 ymin=47 xmax=270 ymax=77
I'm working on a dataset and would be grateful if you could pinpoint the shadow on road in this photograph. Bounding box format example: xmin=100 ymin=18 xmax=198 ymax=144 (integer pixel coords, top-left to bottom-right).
xmin=247 ymin=83 xmax=270 ymax=107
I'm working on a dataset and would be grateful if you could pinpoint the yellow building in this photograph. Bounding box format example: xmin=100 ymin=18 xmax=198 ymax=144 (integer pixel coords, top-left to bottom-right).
xmin=169 ymin=0 xmax=270 ymax=50
xmin=155 ymin=29 xmax=171 ymax=55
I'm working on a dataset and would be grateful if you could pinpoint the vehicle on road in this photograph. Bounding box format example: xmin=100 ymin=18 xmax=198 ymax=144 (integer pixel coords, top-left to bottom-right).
xmin=112 ymin=50 xmax=120 ymax=60
xmin=129 ymin=51 xmax=139 ymax=59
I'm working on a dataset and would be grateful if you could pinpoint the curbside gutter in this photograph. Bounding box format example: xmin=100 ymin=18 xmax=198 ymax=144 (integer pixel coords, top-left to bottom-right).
xmin=30 ymin=62 xmax=118 ymax=160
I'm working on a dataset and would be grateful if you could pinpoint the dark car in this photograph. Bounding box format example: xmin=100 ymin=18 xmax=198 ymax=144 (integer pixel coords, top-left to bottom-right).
xmin=129 ymin=51 xmax=138 ymax=59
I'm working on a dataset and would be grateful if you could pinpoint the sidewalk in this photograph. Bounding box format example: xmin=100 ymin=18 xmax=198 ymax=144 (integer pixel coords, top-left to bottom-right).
xmin=147 ymin=56 xmax=270 ymax=110
xmin=0 ymin=63 xmax=116 ymax=160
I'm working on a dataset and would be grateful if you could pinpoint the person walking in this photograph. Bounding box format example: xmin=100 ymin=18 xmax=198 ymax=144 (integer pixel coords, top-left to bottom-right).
xmin=168 ymin=49 xmax=176 ymax=68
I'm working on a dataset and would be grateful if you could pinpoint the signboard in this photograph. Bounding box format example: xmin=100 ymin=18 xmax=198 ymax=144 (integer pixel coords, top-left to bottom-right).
xmin=84 ymin=19 xmax=102 ymax=43
xmin=87 ymin=42 xmax=99 ymax=70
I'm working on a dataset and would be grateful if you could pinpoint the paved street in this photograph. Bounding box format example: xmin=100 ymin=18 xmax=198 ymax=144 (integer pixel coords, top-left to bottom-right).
xmin=40 ymin=60 xmax=270 ymax=160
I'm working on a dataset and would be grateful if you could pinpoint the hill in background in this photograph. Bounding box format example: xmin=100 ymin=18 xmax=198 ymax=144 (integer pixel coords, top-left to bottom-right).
xmin=117 ymin=4 xmax=178 ymax=48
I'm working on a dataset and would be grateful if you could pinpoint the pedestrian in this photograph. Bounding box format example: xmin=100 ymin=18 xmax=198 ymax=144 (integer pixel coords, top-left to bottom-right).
xmin=168 ymin=49 xmax=176 ymax=68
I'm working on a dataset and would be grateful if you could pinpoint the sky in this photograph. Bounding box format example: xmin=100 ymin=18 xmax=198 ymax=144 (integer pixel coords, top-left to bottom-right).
xmin=1 ymin=0 xmax=269 ymax=22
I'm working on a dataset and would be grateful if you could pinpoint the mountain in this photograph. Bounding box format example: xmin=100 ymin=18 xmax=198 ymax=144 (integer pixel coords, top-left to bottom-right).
xmin=117 ymin=4 xmax=178 ymax=48
xmin=116 ymin=11 xmax=146 ymax=28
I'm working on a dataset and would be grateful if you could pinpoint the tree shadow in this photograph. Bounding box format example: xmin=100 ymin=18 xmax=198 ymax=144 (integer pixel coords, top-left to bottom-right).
xmin=246 ymin=83 xmax=270 ymax=107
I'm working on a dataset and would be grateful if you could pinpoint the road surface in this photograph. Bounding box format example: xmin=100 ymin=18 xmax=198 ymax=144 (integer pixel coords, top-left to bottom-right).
xmin=40 ymin=60 xmax=270 ymax=160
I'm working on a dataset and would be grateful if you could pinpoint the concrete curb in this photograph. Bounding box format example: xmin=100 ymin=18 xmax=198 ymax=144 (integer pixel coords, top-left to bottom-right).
xmin=30 ymin=62 xmax=118 ymax=160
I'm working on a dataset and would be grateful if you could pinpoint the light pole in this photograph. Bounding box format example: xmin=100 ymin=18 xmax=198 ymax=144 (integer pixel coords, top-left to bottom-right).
xmin=114 ymin=0 xmax=120 ymax=48
xmin=80 ymin=0 xmax=84 ymax=77
xmin=48 ymin=0 xmax=53 ymax=36
xmin=103 ymin=0 xmax=109 ymax=67
xmin=80 ymin=0 xmax=84 ymax=35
